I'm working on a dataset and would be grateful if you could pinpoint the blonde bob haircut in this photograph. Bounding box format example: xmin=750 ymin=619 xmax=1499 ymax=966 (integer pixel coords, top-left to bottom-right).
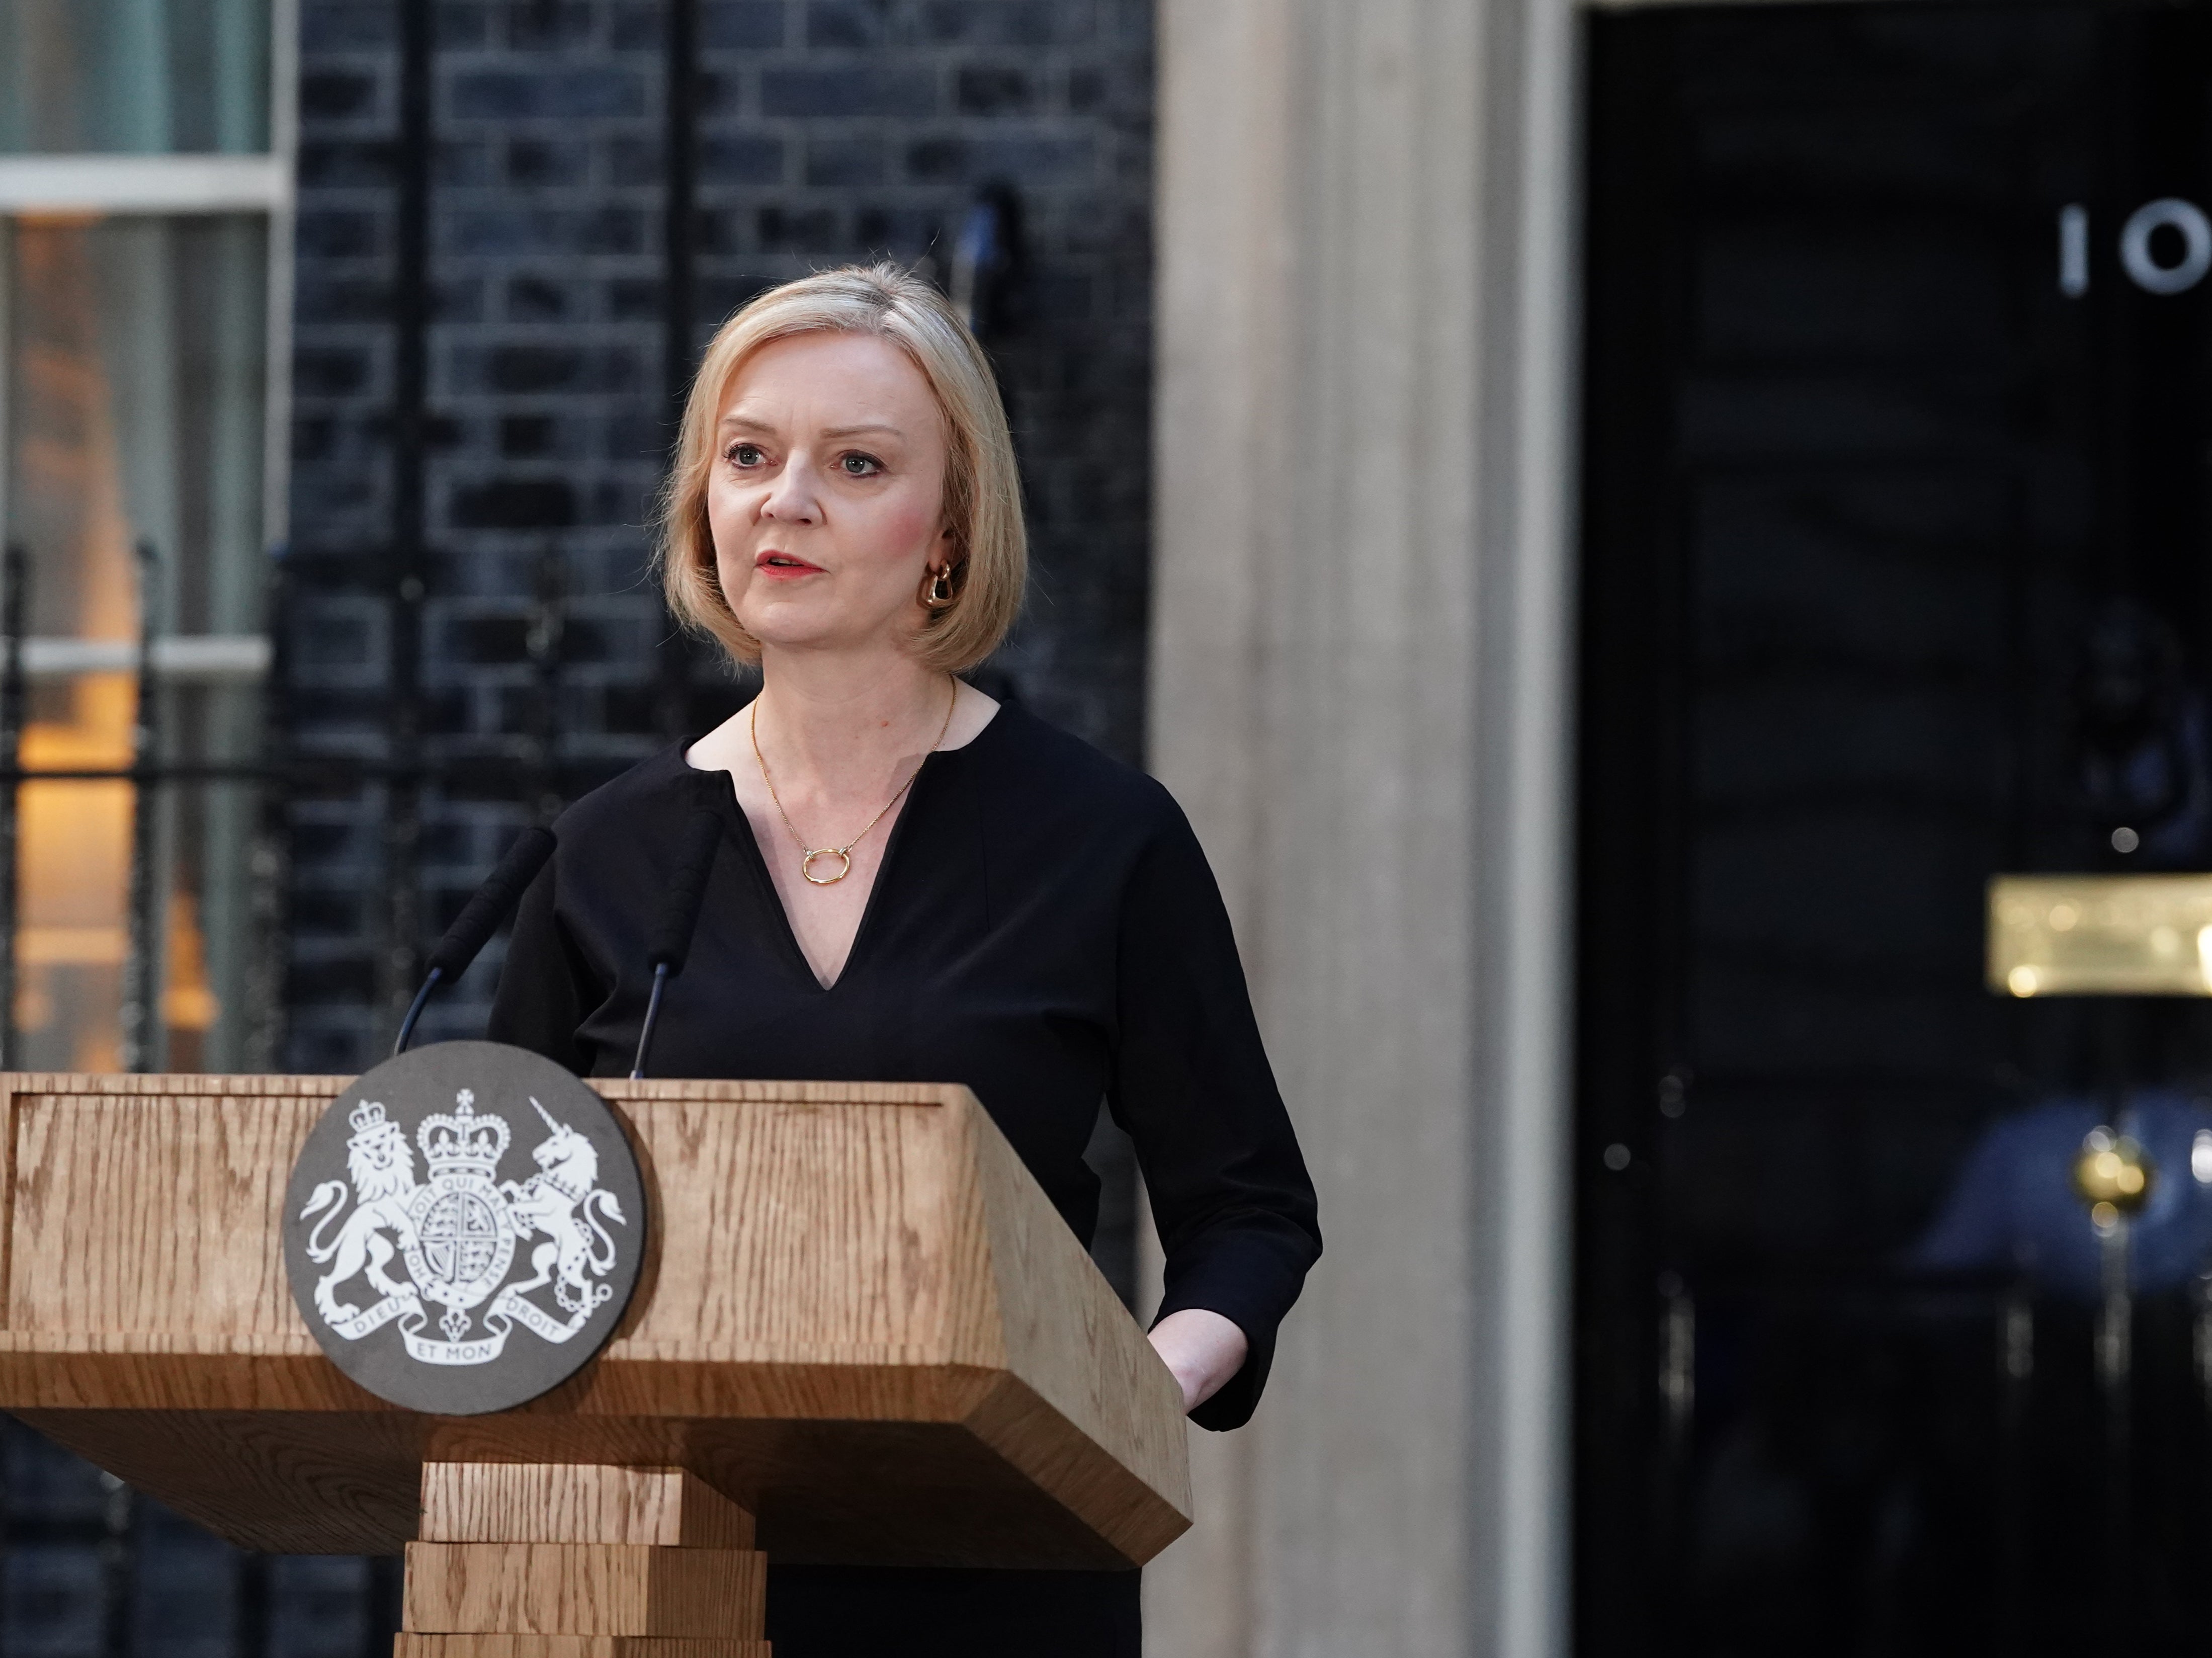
xmin=654 ymin=263 xmax=1027 ymax=676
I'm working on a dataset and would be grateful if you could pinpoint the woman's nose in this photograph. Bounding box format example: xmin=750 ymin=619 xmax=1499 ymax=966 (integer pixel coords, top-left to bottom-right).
xmin=759 ymin=456 xmax=822 ymax=523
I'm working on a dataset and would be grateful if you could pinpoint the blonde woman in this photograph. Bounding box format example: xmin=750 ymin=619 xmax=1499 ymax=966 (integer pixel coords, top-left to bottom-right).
xmin=491 ymin=265 xmax=1319 ymax=1656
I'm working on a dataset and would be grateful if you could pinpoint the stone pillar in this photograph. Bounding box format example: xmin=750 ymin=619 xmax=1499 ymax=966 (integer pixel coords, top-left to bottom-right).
xmin=1145 ymin=0 xmax=1577 ymax=1653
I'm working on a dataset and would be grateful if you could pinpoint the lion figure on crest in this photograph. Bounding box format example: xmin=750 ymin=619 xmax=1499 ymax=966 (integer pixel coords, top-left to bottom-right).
xmin=299 ymin=1101 xmax=420 ymax=1323
xmin=502 ymin=1098 xmax=626 ymax=1314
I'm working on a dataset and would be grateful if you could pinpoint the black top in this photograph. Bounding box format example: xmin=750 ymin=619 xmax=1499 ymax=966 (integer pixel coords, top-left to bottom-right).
xmin=487 ymin=704 xmax=1321 ymax=1655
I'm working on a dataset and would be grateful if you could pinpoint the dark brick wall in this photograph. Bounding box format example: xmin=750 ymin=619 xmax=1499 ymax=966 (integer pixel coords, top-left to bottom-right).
xmin=691 ymin=0 xmax=1155 ymax=753
xmin=283 ymin=0 xmax=1156 ymax=1073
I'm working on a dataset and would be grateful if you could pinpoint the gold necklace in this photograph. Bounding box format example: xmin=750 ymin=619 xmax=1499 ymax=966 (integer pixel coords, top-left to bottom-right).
xmin=751 ymin=685 xmax=957 ymax=885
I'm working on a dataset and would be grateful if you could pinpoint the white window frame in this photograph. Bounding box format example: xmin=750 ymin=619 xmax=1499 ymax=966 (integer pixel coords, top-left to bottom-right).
xmin=0 ymin=0 xmax=297 ymax=666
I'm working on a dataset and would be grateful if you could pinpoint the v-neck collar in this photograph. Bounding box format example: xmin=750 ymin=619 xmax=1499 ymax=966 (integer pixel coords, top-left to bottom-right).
xmin=678 ymin=708 xmax=1003 ymax=993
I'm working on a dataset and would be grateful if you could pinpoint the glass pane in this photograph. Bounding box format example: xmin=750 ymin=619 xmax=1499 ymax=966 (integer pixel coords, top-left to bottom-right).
xmin=0 ymin=0 xmax=271 ymax=155
xmin=4 ymin=214 xmax=270 ymax=1071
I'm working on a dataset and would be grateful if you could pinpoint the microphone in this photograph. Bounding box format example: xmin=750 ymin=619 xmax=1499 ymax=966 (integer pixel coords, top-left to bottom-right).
xmin=631 ymin=808 xmax=724 ymax=1080
xmin=393 ymin=825 xmax=557 ymax=1056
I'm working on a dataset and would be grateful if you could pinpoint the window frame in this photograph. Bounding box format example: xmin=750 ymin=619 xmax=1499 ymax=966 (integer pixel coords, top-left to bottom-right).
xmin=0 ymin=0 xmax=297 ymax=1072
xmin=0 ymin=0 xmax=297 ymax=586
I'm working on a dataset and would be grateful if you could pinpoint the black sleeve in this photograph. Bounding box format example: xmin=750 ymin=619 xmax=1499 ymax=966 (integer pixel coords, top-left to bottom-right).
xmin=486 ymin=856 xmax=598 ymax=1074
xmin=1109 ymin=799 xmax=1322 ymax=1431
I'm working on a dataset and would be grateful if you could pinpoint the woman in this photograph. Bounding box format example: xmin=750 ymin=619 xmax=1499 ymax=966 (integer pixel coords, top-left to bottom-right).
xmin=489 ymin=264 xmax=1320 ymax=1655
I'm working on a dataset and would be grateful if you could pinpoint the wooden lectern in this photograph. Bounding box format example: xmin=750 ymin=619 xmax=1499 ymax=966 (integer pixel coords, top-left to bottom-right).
xmin=0 ymin=1072 xmax=1193 ymax=1653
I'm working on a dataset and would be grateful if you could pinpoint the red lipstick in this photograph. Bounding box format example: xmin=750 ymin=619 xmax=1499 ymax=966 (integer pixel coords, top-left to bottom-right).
xmin=754 ymin=549 xmax=823 ymax=579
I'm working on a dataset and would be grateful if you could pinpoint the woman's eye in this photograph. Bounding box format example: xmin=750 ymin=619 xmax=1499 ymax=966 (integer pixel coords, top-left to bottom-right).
xmin=728 ymin=443 xmax=763 ymax=466
xmin=840 ymin=453 xmax=883 ymax=476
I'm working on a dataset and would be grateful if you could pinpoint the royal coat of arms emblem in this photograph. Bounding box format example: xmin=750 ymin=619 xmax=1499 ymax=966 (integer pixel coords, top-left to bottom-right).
xmin=282 ymin=1041 xmax=646 ymax=1414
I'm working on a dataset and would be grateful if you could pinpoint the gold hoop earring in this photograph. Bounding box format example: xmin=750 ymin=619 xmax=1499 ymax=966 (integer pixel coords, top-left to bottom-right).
xmin=922 ymin=565 xmax=956 ymax=610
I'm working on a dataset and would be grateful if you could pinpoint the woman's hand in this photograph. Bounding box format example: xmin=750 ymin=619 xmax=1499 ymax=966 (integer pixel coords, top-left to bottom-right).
xmin=1147 ymin=1308 xmax=1249 ymax=1414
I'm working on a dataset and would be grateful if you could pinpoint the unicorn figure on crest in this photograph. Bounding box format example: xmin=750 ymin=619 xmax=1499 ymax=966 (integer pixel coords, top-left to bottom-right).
xmin=500 ymin=1097 xmax=627 ymax=1315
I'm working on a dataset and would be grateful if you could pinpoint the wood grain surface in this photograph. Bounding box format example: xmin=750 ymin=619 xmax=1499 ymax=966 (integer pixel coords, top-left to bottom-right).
xmin=0 ymin=1071 xmax=1192 ymax=1568
xmin=394 ymin=1638 xmax=770 ymax=1658
xmin=404 ymin=1542 xmax=766 ymax=1637
xmin=423 ymin=1465 xmax=754 ymax=1549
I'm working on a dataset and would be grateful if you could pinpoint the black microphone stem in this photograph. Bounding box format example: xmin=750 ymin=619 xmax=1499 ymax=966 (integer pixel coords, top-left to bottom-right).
xmin=389 ymin=824 xmax=557 ymax=1057
xmin=393 ymin=966 xmax=443 ymax=1057
xmin=631 ymin=961 xmax=671 ymax=1081
xmin=630 ymin=806 xmax=724 ymax=1081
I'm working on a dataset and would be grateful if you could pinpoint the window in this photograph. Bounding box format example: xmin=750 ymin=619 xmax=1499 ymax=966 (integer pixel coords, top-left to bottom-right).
xmin=0 ymin=0 xmax=293 ymax=1070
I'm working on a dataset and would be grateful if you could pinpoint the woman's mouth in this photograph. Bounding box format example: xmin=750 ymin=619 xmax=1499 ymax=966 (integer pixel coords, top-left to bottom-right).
xmin=755 ymin=550 xmax=822 ymax=578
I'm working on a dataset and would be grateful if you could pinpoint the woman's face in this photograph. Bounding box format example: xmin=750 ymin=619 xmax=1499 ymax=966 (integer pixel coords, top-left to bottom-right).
xmin=708 ymin=329 xmax=956 ymax=661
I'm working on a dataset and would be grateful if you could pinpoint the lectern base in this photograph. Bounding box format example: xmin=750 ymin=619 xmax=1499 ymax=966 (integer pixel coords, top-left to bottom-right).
xmin=398 ymin=1465 xmax=770 ymax=1657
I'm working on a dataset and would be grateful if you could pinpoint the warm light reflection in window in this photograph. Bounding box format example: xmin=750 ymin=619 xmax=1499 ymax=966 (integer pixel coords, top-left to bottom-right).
xmin=8 ymin=217 xmax=222 ymax=1069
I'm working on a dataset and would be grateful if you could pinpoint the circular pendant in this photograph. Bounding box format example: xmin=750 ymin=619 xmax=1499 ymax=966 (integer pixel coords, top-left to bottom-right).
xmin=801 ymin=848 xmax=853 ymax=885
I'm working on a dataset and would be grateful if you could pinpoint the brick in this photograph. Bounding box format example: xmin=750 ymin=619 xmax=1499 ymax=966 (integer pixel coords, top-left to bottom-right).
xmin=695 ymin=270 xmax=770 ymax=317
xmin=805 ymin=137 xmax=884 ymax=187
xmin=702 ymin=1 xmax=787 ymax=49
xmin=290 ymin=891 xmax=367 ymax=937
xmin=450 ymin=67 xmax=648 ymax=120
xmin=917 ymin=0 xmax=1079 ymax=47
xmin=964 ymin=133 xmax=1096 ymax=186
xmin=300 ymin=69 xmax=380 ymax=119
xmin=295 ymin=278 xmax=395 ymax=324
xmin=298 ymin=138 xmax=400 ymax=188
xmin=1060 ymin=196 xmax=1150 ymax=258
xmin=433 ymin=280 xmax=486 ymax=324
xmin=438 ymin=3 xmax=492 ymax=47
xmin=611 ymin=5 xmax=663 ymax=49
xmin=904 ymin=136 xmax=965 ymax=183
xmin=559 ymin=617 xmax=628 ymax=664
xmin=588 ymin=479 xmax=647 ymax=524
xmin=506 ymin=0 xmax=595 ymax=49
xmin=435 ymin=139 xmax=496 ymax=187
xmin=421 ymin=686 xmax=474 ymax=734
xmin=759 ymin=65 xmax=937 ymax=119
xmin=450 ymin=479 xmax=580 ymax=530
xmin=956 ymin=64 xmax=1033 ymax=115
xmin=446 ymin=206 xmax=648 ymax=256
xmin=283 ymin=551 xmax=393 ymax=598
xmin=287 ymin=956 xmax=378 ymax=1008
xmin=694 ymin=68 xmax=745 ymax=118
xmin=505 ymin=138 xmax=589 ymax=187
xmin=483 ymin=344 xmax=585 ymax=392
xmin=602 ymin=683 xmax=670 ymax=735
xmin=449 ymin=615 xmax=533 ymax=662
xmin=1067 ymin=65 xmax=1106 ymax=112
xmin=806 ymin=0 xmax=895 ymax=49
xmin=700 ymin=133 xmax=785 ymax=182
xmin=609 ymin=277 xmax=663 ymax=319
xmin=756 ymin=204 xmax=839 ymax=250
xmin=1066 ymin=51 xmax=1147 ymax=115
xmin=295 ymin=210 xmax=381 ymax=258
xmin=610 ymin=135 xmax=665 ymax=186
xmin=293 ymin=417 xmax=338 ymax=462
xmin=287 ymin=1024 xmax=374 ymax=1073
xmin=606 ymin=412 xmax=673 ymax=459
xmin=285 ymin=473 xmax=380 ymax=521
xmin=301 ymin=3 xmax=399 ymax=50
xmin=298 ymin=609 xmax=378 ymax=668
xmin=500 ymin=416 xmax=560 ymax=457
xmin=293 ymin=347 xmax=373 ymax=397
xmin=504 ymin=275 xmax=570 ymax=320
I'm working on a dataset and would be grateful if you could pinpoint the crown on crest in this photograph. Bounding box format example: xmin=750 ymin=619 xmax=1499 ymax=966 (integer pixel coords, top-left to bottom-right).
xmin=417 ymin=1088 xmax=509 ymax=1176
xmin=349 ymin=1099 xmax=390 ymax=1135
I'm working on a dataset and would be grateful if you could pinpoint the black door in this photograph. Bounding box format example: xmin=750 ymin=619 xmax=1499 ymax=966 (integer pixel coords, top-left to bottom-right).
xmin=1580 ymin=7 xmax=2212 ymax=1653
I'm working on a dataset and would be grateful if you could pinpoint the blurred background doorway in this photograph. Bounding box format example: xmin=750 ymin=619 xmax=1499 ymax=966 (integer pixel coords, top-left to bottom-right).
xmin=1580 ymin=4 xmax=2212 ymax=1652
